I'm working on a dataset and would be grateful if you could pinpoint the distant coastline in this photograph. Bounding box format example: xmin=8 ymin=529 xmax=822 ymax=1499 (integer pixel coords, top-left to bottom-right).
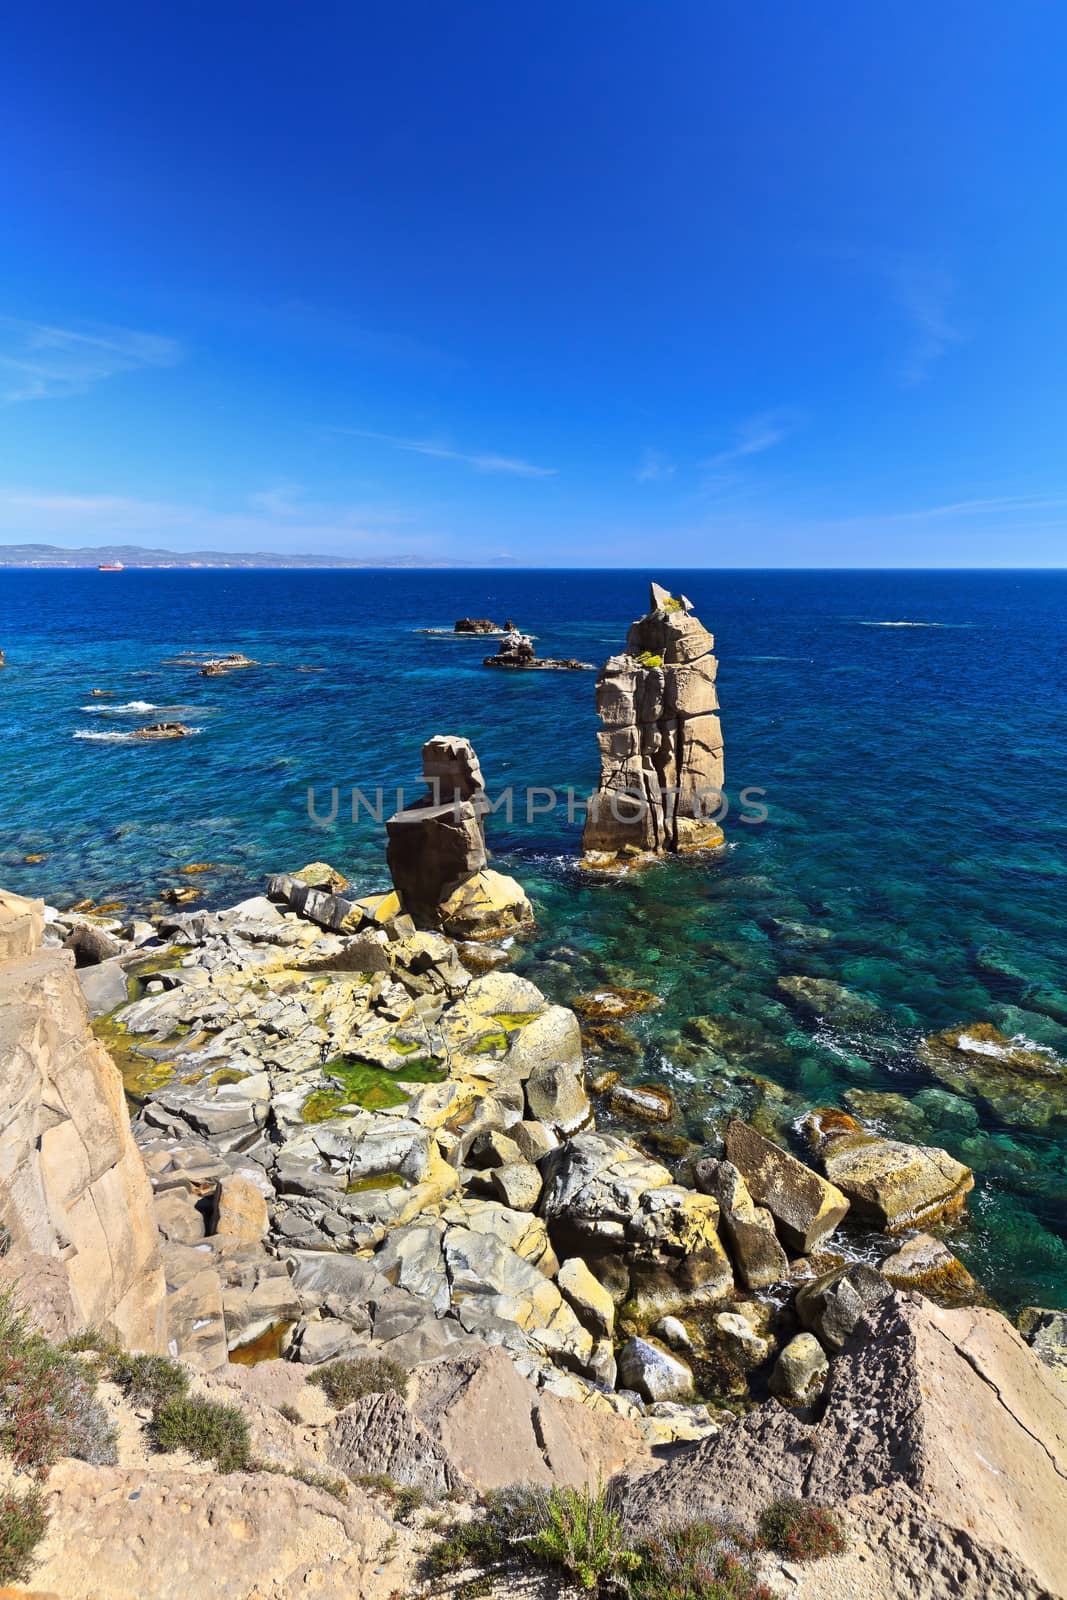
xmin=0 ymin=542 xmax=474 ymax=569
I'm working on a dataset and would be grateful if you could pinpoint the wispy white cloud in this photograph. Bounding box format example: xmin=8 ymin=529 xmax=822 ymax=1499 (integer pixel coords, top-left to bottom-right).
xmin=702 ymin=411 xmax=797 ymax=472
xmin=887 ymin=258 xmax=962 ymax=385
xmin=636 ymin=450 xmax=675 ymax=484
xmin=0 ymin=318 xmax=181 ymax=403
xmin=0 ymin=483 xmax=431 ymax=556
xmin=336 ymin=427 xmax=557 ymax=478
xmin=890 ymin=493 xmax=1067 ymax=520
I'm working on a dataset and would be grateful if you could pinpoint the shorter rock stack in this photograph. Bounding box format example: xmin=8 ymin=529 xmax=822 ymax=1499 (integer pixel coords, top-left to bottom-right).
xmin=582 ymin=582 xmax=725 ymax=864
xmin=386 ymin=735 xmax=533 ymax=939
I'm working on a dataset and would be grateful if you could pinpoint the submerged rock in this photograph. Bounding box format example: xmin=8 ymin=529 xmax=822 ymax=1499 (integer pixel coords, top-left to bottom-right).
xmin=581 ymin=582 xmax=725 ymax=862
xmin=918 ymin=1020 xmax=1067 ymax=1131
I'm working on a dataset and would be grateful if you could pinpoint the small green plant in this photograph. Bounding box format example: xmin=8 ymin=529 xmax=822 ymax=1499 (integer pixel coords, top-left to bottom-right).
xmin=757 ymin=1499 xmax=846 ymax=1562
xmin=307 ymin=1356 xmax=407 ymax=1408
xmin=152 ymin=1395 xmax=251 ymax=1472
xmin=529 ymin=1483 xmax=640 ymax=1592
xmin=0 ymin=1484 xmax=48 ymax=1585
xmin=256 ymin=1461 xmax=348 ymax=1501
xmin=59 ymin=1328 xmax=111 ymax=1355
xmin=394 ymin=1484 xmax=424 ymax=1519
xmin=107 ymin=1351 xmax=189 ymax=1412
xmin=427 ymin=1485 xmax=542 ymax=1578
xmin=635 ymin=650 xmax=663 ymax=668
xmin=278 ymin=1402 xmax=301 ymax=1425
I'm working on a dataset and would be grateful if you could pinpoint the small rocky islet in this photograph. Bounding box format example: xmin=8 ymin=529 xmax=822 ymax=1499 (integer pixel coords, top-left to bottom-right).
xmin=1 ymin=583 xmax=1066 ymax=1597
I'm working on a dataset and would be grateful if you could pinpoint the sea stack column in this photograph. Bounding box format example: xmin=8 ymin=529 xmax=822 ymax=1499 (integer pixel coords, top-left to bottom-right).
xmin=581 ymin=583 xmax=725 ymax=862
xmin=386 ymin=735 xmax=533 ymax=938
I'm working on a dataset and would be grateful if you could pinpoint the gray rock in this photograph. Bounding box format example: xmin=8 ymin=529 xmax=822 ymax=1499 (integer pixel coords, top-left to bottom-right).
xmin=491 ymin=1162 xmax=542 ymax=1212
xmin=796 ymin=1262 xmax=893 ymax=1352
xmin=1018 ymin=1306 xmax=1067 ymax=1386
xmin=525 ymin=1060 xmax=591 ymax=1136
xmin=327 ymin=1388 xmax=465 ymax=1497
xmin=617 ymin=1336 xmax=695 ymax=1403
xmin=76 ymin=956 xmax=131 ymax=1018
xmin=511 ymin=1120 xmax=559 ymax=1163
xmin=557 ymin=1256 xmax=614 ymax=1338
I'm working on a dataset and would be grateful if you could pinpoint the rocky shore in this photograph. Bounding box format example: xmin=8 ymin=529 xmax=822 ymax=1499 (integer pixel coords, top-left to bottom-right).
xmin=1 ymin=620 xmax=1066 ymax=1597
xmin=1 ymin=759 xmax=1065 ymax=1595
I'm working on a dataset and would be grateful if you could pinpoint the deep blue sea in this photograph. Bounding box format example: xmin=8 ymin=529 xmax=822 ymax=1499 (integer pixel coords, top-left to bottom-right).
xmin=2 ymin=567 xmax=1066 ymax=1313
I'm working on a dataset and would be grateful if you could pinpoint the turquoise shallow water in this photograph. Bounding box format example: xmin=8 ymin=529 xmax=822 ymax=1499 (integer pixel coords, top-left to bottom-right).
xmin=1 ymin=567 xmax=1066 ymax=1311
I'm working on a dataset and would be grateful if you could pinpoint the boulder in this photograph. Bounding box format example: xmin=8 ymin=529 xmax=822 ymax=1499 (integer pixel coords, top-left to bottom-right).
xmin=724 ymin=1120 xmax=849 ymax=1253
xmin=62 ymin=922 xmax=123 ymax=966
xmin=617 ymin=1294 xmax=1067 ymax=1600
xmin=624 ymin=1185 xmax=734 ymax=1322
xmin=617 ymin=1336 xmax=695 ymax=1403
xmin=490 ymin=1162 xmax=542 ymax=1212
xmin=437 ymin=867 xmax=533 ymax=939
xmin=881 ymin=1233 xmax=981 ymax=1306
xmin=386 ymin=800 xmax=487 ymax=927
xmin=557 ymin=1256 xmax=615 ymax=1338
xmin=525 ymin=1060 xmax=591 ymax=1136
xmin=539 ymin=1133 xmax=672 ymax=1253
xmin=795 ymin=1262 xmax=893 ymax=1352
xmin=815 ymin=1125 xmax=974 ymax=1232
xmin=693 ymin=1157 xmax=789 ymax=1289
xmin=767 ymin=1331 xmax=829 ymax=1406
xmin=210 ymin=1174 xmax=269 ymax=1244
xmin=919 ymin=1021 xmax=1067 ymax=1132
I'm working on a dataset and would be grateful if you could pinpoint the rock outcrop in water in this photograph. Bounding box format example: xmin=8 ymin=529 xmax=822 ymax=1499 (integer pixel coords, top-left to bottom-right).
xmin=483 ymin=631 xmax=593 ymax=671
xmin=386 ymin=735 xmax=533 ymax=938
xmin=582 ymin=582 xmax=725 ymax=864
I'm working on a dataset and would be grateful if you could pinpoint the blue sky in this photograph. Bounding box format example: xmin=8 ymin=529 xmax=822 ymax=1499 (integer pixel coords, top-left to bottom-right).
xmin=2 ymin=2 xmax=1067 ymax=565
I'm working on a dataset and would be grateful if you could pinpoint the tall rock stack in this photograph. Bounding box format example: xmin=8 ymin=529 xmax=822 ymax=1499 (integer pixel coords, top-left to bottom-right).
xmin=582 ymin=583 xmax=725 ymax=863
xmin=386 ymin=735 xmax=533 ymax=939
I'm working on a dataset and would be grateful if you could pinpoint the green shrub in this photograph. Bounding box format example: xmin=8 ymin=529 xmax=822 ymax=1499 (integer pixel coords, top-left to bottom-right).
xmin=529 ymin=1484 xmax=640 ymax=1592
xmin=428 ymin=1485 xmax=542 ymax=1577
xmin=307 ymin=1356 xmax=407 ymax=1408
xmin=152 ymin=1395 xmax=251 ymax=1472
xmin=278 ymin=1402 xmax=301 ymax=1425
xmin=59 ymin=1329 xmax=113 ymax=1355
xmin=635 ymin=650 xmax=663 ymax=668
xmin=0 ymin=1484 xmax=48 ymax=1585
xmin=107 ymin=1351 xmax=189 ymax=1412
xmin=757 ymin=1499 xmax=846 ymax=1562
xmin=0 ymin=1291 xmax=116 ymax=1475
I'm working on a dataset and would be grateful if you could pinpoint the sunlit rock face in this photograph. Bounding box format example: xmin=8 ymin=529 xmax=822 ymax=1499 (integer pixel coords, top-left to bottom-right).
xmin=582 ymin=583 xmax=725 ymax=862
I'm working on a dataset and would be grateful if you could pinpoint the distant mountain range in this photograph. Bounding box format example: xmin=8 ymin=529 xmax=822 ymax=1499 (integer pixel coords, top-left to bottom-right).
xmin=0 ymin=543 xmax=469 ymax=569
